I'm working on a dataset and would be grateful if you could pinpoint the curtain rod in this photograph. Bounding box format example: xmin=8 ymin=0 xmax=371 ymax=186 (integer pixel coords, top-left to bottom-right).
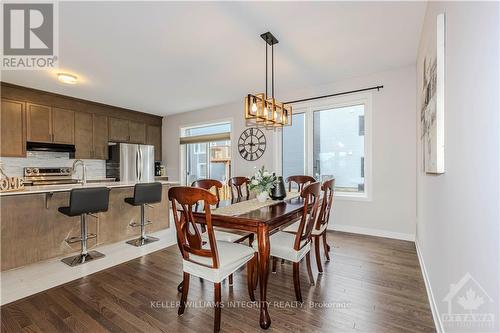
xmin=285 ymin=85 xmax=384 ymax=105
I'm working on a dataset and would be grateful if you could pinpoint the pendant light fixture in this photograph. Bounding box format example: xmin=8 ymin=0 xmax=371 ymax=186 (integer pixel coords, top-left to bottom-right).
xmin=245 ymin=32 xmax=292 ymax=127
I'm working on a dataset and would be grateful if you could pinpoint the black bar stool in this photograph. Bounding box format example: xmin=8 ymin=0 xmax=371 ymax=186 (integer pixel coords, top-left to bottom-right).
xmin=58 ymin=187 xmax=110 ymax=266
xmin=125 ymin=182 xmax=162 ymax=246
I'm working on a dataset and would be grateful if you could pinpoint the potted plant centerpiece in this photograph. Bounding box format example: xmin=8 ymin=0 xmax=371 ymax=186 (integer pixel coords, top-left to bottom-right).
xmin=249 ymin=166 xmax=278 ymax=203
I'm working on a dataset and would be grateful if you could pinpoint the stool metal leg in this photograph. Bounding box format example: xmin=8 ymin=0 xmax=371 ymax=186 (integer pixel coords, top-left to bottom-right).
xmin=62 ymin=214 xmax=105 ymax=266
xmin=126 ymin=205 xmax=159 ymax=247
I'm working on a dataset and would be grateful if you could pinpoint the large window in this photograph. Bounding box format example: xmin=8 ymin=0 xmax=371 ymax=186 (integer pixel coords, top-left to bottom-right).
xmin=181 ymin=122 xmax=232 ymax=198
xmin=281 ymin=94 xmax=371 ymax=199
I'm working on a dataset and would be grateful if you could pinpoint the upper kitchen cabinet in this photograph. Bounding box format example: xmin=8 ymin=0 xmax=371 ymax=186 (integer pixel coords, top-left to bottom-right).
xmin=129 ymin=121 xmax=146 ymax=144
xmin=26 ymin=103 xmax=75 ymax=144
xmin=146 ymin=125 xmax=162 ymax=161
xmin=93 ymin=114 xmax=108 ymax=159
xmin=1 ymin=98 xmax=26 ymax=157
xmin=26 ymin=103 xmax=52 ymax=143
xmin=52 ymin=108 xmax=75 ymax=144
xmin=108 ymin=117 xmax=129 ymax=142
xmin=74 ymin=111 xmax=93 ymax=159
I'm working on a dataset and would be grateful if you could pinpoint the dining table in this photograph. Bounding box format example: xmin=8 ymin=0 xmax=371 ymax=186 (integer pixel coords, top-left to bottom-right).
xmin=193 ymin=192 xmax=310 ymax=330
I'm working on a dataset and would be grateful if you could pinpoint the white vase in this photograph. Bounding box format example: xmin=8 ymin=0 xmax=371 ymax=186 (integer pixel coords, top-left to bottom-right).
xmin=256 ymin=191 xmax=269 ymax=203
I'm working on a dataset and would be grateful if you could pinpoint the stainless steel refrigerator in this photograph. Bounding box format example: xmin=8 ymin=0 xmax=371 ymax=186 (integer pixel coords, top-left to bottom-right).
xmin=106 ymin=143 xmax=155 ymax=182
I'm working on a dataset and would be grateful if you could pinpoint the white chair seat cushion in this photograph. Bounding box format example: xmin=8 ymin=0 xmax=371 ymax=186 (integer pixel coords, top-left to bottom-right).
xmin=253 ymin=231 xmax=310 ymax=263
xmin=201 ymin=228 xmax=249 ymax=243
xmin=283 ymin=220 xmax=328 ymax=236
xmin=183 ymin=241 xmax=255 ymax=283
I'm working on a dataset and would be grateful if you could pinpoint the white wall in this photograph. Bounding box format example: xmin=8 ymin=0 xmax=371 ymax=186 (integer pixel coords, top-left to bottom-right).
xmin=416 ymin=2 xmax=500 ymax=332
xmin=164 ymin=65 xmax=417 ymax=240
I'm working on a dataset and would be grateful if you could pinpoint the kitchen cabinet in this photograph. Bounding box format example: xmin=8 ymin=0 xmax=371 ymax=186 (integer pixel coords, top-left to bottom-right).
xmin=52 ymin=108 xmax=74 ymax=144
xmin=26 ymin=103 xmax=52 ymax=143
xmin=108 ymin=117 xmax=129 ymax=142
xmin=146 ymin=125 xmax=162 ymax=161
xmin=1 ymin=98 xmax=26 ymax=157
xmin=74 ymin=112 xmax=108 ymax=160
xmin=93 ymin=114 xmax=108 ymax=159
xmin=27 ymin=104 xmax=75 ymax=144
xmin=74 ymin=111 xmax=93 ymax=159
xmin=129 ymin=121 xmax=146 ymax=144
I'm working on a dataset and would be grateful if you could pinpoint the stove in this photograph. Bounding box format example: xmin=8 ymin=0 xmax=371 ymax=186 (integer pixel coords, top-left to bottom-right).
xmin=23 ymin=167 xmax=78 ymax=186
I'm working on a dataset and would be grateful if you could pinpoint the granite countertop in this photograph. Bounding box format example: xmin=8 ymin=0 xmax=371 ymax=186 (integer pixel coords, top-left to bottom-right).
xmin=0 ymin=180 xmax=180 ymax=197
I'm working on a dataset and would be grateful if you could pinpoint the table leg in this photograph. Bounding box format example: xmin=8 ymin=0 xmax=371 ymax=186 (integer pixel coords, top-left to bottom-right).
xmin=257 ymin=225 xmax=271 ymax=329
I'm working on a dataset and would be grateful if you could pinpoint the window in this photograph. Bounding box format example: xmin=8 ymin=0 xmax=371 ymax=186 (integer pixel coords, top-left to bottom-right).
xmin=181 ymin=122 xmax=232 ymax=199
xmin=281 ymin=94 xmax=372 ymax=199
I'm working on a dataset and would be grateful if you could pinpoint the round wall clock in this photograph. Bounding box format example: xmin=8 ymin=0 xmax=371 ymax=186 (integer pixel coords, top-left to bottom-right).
xmin=238 ymin=127 xmax=266 ymax=161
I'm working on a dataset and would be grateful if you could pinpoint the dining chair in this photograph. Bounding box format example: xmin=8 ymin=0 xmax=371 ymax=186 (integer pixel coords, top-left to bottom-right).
xmin=286 ymin=175 xmax=316 ymax=192
xmin=283 ymin=178 xmax=335 ymax=273
xmin=228 ymin=176 xmax=250 ymax=200
xmin=256 ymin=182 xmax=321 ymax=302
xmin=169 ymin=186 xmax=257 ymax=333
xmin=191 ymin=178 xmax=254 ymax=286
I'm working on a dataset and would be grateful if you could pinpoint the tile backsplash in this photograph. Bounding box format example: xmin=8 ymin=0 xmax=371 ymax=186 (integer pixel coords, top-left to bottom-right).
xmin=0 ymin=151 xmax=106 ymax=179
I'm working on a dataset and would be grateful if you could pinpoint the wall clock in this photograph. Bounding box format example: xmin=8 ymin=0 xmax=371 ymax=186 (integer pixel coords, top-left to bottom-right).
xmin=238 ymin=127 xmax=266 ymax=161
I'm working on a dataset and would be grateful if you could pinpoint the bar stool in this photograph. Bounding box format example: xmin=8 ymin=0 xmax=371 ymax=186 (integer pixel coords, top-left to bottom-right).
xmin=58 ymin=187 xmax=110 ymax=266
xmin=125 ymin=182 xmax=162 ymax=246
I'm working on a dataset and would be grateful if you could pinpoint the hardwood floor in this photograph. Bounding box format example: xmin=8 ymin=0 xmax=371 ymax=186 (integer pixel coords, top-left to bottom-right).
xmin=1 ymin=231 xmax=436 ymax=333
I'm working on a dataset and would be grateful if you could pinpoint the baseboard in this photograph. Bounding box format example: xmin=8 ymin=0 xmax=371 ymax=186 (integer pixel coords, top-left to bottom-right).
xmin=329 ymin=224 xmax=415 ymax=241
xmin=415 ymin=239 xmax=445 ymax=333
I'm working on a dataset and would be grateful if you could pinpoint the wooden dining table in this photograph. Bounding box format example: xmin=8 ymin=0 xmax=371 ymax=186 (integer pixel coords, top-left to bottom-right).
xmin=193 ymin=194 xmax=309 ymax=330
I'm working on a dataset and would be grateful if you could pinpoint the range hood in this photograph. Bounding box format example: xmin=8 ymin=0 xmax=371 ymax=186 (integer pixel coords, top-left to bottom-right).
xmin=27 ymin=142 xmax=76 ymax=158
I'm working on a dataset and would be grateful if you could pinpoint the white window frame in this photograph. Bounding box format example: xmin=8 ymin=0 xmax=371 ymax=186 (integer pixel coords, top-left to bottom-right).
xmin=179 ymin=119 xmax=233 ymax=186
xmin=276 ymin=92 xmax=373 ymax=201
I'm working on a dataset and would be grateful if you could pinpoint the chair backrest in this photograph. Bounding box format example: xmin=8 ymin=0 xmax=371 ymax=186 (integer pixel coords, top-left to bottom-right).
xmin=168 ymin=186 xmax=220 ymax=269
xmin=228 ymin=177 xmax=249 ymax=200
xmin=191 ymin=179 xmax=222 ymax=205
xmin=286 ymin=175 xmax=316 ymax=192
xmin=293 ymin=182 xmax=321 ymax=251
xmin=133 ymin=182 xmax=162 ymax=205
xmin=315 ymin=178 xmax=335 ymax=230
xmin=68 ymin=187 xmax=110 ymax=216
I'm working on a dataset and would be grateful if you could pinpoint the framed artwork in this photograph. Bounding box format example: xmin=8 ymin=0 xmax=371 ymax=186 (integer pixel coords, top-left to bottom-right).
xmin=421 ymin=13 xmax=445 ymax=174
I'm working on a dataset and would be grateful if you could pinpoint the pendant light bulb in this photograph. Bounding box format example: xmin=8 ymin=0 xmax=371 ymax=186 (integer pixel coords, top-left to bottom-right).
xmin=264 ymin=107 xmax=268 ymax=117
xmin=251 ymin=102 xmax=257 ymax=112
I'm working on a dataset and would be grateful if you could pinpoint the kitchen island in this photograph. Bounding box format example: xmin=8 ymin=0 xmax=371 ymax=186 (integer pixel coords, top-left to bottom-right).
xmin=0 ymin=181 xmax=178 ymax=271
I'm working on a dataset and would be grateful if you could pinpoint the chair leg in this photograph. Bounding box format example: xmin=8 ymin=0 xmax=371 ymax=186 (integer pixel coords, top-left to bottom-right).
xmin=177 ymin=281 xmax=183 ymax=293
xmin=228 ymin=274 xmax=233 ymax=286
xmin=247 ymin=255 xmax=256 ymax=301
xmin=214 ymin=282 xmax=222 ymax=333
xmin=305 ymin=252 xmax=315 ymax=286
xmin=178 ymin=272 xmax=190 ymax=315
xmin=253 ymin=256 xmax=259 ymax=290
xmin=249 ymin=233 xmax=254 ymax=246
xmin=272 ymin=257 xmax=277 ymax=273
xmin=292 ymin=262 xmax=302 ymax=303
xmin=314 ymin=236 xmax=323 ymax=274
xmin=322 ymin=232 xmax=331 ymax=261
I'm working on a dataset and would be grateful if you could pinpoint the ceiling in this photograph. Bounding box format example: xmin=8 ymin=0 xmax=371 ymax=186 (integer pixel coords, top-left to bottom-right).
xmin=1 ymin=2 xmax=426 ymax=116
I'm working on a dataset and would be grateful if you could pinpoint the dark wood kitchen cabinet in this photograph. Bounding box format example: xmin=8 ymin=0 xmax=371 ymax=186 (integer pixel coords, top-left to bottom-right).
xmin=93 ymin=114 xmax=108 ymax=159
xmin=52 ymin=108 xmax=74 ymax=144
xmin=1 ymin=98 xmax=26 ymax=157
xmin=146 ymin=125 xmax=162 ymax=161
xmin=129 ymin=121 xmax=146 ymax=144
xmin=26 ymin=103 xmax=52 ymax=143
xmin=108 ymin=117 xmax=129 ymax=142
xmin=74 ymin=112 xmax=108 ymax=160
xmin=74 ymin=111 xmax=93 ymax=159
xmin=26 ymin=103 xmax=75 ymax=144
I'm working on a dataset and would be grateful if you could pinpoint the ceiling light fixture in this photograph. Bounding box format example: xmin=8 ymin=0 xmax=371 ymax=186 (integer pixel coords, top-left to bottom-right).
xmin=245 ymin=32 xmax=292 ymax=128
xmin=57 ymin=73 xmax=78 ymax=85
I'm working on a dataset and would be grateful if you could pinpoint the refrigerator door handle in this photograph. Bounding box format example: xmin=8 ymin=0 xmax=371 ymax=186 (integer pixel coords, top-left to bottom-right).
xmin=139 ymin=146 xmax=143 ymax=181
xmin=135 ymin=150 xmax=139 ymax=180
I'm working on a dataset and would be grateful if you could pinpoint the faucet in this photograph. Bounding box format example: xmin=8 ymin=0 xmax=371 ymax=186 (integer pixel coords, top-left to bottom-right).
xmin=72 ymin=159 xmax=87 ymax=185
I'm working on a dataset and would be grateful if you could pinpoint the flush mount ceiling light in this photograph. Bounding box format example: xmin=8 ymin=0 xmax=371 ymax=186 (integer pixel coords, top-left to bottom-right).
xmin=245 ymin=32 xmax=292 ymax=128
xmin=57 ymin=73 xmax=78 ymax=85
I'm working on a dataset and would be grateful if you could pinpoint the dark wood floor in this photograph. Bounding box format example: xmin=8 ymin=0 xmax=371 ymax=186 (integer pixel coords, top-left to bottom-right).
xmin=1 ymin=231 xmax=435 ymax=333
